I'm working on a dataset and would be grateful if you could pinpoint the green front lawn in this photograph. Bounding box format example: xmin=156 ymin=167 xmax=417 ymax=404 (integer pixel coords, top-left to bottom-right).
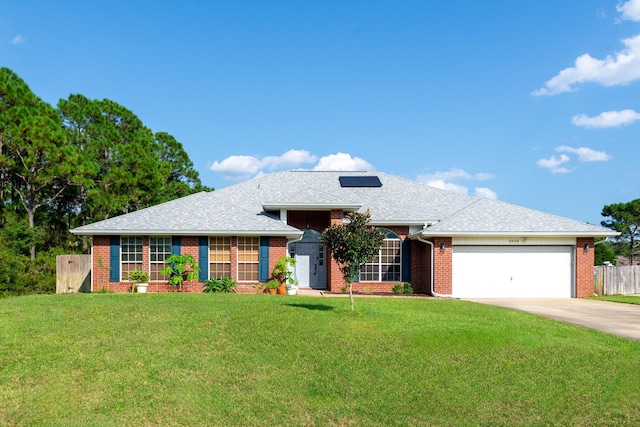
xmin=1 ymin=294 xmax=639 ymax=426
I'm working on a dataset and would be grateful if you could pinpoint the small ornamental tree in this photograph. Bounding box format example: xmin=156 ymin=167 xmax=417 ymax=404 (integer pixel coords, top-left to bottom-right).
xmin=321 ymin=210 xmax=385 ymax=311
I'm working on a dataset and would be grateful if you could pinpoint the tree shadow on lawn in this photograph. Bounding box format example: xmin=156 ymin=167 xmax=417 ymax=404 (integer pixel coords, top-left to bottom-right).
xmin=285 ymin=303 xmax=335 ymax=311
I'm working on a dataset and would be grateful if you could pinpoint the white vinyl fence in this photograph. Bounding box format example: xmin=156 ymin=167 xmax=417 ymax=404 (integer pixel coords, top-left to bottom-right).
xmin=594 ymin=265 xmax=640 ymax=296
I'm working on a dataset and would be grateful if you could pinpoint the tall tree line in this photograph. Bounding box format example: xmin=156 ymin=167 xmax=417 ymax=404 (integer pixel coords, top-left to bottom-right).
xmin=0 ymin=68 xmax=210 ymax=295
xmin=601 ymin=199 xmax=640 ymax=265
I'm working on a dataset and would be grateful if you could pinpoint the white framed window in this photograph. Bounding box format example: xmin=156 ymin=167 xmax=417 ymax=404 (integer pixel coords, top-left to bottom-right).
xmin=150 ymin=236 xmax=172 ymax=281
xmin=237 ymin=236 xmax=259 ymax=281
xmin=360 ymin=229 xmax=401 ymax=282
xmin=209 ymin=236 xmax=231 ymax=279
xmin=121 ymin=236 xmax=143 ymax=281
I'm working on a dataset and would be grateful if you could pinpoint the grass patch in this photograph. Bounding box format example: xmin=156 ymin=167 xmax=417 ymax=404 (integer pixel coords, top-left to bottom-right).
xmin=1 ymin=294 xmax=640 ymax=426
xmin=588 ymin=295 xmax=640 ymax=305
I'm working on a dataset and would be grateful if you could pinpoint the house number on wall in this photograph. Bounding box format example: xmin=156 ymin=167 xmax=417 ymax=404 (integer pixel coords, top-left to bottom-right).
xmin=508 ymin=239 xmax=521 ymax=244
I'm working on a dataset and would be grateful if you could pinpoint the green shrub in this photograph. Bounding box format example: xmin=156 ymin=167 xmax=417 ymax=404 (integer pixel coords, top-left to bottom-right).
xmin=203 ymin=277 xmax=237 ymax=293
xmin=392 ymin=282 xmax=414 ymax=295
xmin=0 ymin=239 xmax=27 ymax=296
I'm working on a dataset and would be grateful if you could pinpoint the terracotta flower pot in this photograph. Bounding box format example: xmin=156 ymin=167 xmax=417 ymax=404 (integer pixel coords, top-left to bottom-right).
xmin=268 ymin=288 xmax=277 ymax=295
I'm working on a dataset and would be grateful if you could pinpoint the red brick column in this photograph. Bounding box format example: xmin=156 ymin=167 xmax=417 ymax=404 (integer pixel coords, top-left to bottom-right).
xmin=92 ymin=235 xmax=111 ymax=292
xmin=411 ymin=241 xmax=430 ymax=294
xmin=327 ymin=210 xmax=344 ymax=292
xmin=177 ymin=236 xmax=200 ymax=293
xmin=432 ymin=237 xmax=452 ymax=295
xmin=576 ymin=237 xmax=595 ymax=298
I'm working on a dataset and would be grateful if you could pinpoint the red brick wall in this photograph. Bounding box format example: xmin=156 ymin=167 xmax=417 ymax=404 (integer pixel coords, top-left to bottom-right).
xmin=327 ymin=209 xmax=343 ymax=292
xmin=92 ymin=236 xmax=111 ymax=292
xmin=92 ymin=235 xmax=201 ymax=293
xmin=576 ymin=237 xmax=595 ymax=298
xmin=432 ymin=237 xmax=452 ymax=295
xmin=410 ymin=240 xmax=430 ymax=294
xmin=93 ymin=233 xmax=593 ymax=298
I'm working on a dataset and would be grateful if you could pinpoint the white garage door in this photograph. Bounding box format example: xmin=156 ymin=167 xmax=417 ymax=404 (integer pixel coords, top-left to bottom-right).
xmin=452 ymin=246 xmax=573 ymax=298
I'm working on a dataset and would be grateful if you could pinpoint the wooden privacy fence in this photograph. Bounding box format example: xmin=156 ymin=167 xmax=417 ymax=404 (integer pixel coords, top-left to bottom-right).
xmin=594 ymin=265 xmax=640 ymax=296
xmin=56 ymin=255 xmax=91 ymax=293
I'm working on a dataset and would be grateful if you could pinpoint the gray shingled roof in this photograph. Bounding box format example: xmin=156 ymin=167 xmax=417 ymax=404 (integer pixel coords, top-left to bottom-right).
xmin=70 ymin=170 xmax=615 ymax=237
xmin=421 ymin=198 xmax=613 ymax=236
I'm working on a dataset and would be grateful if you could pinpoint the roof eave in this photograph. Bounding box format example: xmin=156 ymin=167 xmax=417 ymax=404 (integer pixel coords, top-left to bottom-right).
xmin=415 ymin=230 xmax=621 ymax=238
xmin=369 ymin=220 xmax=434 ymax=227
xmin=70 ymin=229 xmax=304 ymax=237
xmin=262 ymin=203 xmax=362 ymax=211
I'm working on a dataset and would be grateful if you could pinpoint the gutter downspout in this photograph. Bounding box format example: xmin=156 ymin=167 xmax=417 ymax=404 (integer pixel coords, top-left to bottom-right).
xmin=416 ymin=236 xmax=454 ymax=298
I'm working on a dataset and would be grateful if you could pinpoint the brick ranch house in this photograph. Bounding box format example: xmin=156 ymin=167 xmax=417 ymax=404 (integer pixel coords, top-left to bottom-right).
xmin=70 ymin=171 xmax=617 ymax=298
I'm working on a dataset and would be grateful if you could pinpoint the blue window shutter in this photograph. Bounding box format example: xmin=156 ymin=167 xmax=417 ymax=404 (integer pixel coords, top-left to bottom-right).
xmin=402 ymin=238 xmax=411 ymax=282
xmin=198 ymin=237 xmax=208 ymax=282
xmin=354 ymin=274 xmax=360 ymax=283
xmin=109 ymin=236 xmax=120 ymax=282
xmin=259 ymin=237 xmax=270 ymax=282
xmin=172 ymin=236 xmax=181 ymax=255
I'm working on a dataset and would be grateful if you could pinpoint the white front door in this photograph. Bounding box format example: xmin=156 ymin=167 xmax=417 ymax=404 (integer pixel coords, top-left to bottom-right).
xmin=295 ymin=242 xmax=326 ymax=289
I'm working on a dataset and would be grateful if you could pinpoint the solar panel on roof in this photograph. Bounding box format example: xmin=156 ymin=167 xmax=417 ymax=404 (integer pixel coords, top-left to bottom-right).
xmin=339 ymin=176 xmax=383 ymax=187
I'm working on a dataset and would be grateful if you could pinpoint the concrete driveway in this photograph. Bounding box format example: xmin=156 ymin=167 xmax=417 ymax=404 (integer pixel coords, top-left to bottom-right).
xmin=465 ymin=298 xmax=640 ymax=341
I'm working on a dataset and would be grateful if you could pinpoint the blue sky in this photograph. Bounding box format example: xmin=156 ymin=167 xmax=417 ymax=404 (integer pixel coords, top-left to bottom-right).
xmin=3 ymin=1 xmax=640 ymax=226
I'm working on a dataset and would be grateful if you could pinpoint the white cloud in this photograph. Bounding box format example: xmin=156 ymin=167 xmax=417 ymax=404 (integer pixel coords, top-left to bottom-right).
xmin=571 ymin=109 xmax=640 ymax=128
xmin=11 ymin=35 xmax=25 ymax=44
xmin=537 ymin=154 xmax=571 ymax=173
xmin=422 ymin=179 xmax=470 ymax=195
xmin=210 ymin=150 xmax=370 ymax=182
xmin=312 ymin=152 xmax=374 ymax=171
xmin=556 ymin=146 xmax=612 ymax=162
xmin=262 ymin=149 xmax=317 ymax=171
xmin=473 ymin=187 xmax=498 ymax=200
xmin=532 ymin=34 xmax=640 ymax=96
xmin=618 ymin=0 xmax=640 ymax=21
xmin=416 ymin=167 xmax=497 ymax=198
xmin=209 ymin=155 xmax=264 ymax=181
xmin=538 ymin=145 xmax=612 ymax=173
xmin=417 ymin=167 xmax=494 ymax=183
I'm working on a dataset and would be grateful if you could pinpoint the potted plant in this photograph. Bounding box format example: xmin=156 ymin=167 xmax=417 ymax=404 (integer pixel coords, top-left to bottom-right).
xmin=251 ymin=283 xmax=265 ymax=293
xmin=272 ymin=256 xmax=297 ymax=295
xmin=160 ymin=254 xmax=200 ymax=292
xmin=266 ymin=279 xmax=280 ymax=295
xmin=127 ymin=269 xmax=149 ymax=293
xmin=286 ymin=280 xmax=299 ymax=295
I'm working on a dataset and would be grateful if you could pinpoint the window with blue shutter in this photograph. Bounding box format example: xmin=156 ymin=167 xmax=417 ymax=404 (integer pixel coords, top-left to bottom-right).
xmin=198 ymin=237 xmax=209 ymax=282
xmin=109 ymin=236 xmax=120 ymax=282
xmin=402 ymin=238 xmax=411 ymax=282
xmin=172 ymin=236 xmax=181 ymax=255
xmin=259 ymin=237 xmax=270 ymax=282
